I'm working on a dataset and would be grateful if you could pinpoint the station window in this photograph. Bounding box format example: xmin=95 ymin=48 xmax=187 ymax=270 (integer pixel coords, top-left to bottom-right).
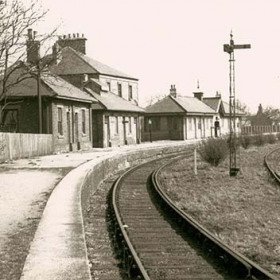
xmin=152 ymin=117 xmax=161 ymax=131
xmin=115 ymin=116 xmax=119 ymax=134
xmin=58 ymin=107 xmax=63 ymax=135
xmin=188 ymin=118 xmax=192 ymax=131
xmin=2 ymin=109 xmax=18 ymax=132
xmin=107 ymin=81 xmax=111 ymax=91
xmin=129 ymin=85 xmax=133 ymax=100
xmin=118 ymin=83 xmax=122 ymax=97
xmin=82 ymin=109 xmax=86 ymax=134
xmin=129 ymin=117 xmax=132 ymax=133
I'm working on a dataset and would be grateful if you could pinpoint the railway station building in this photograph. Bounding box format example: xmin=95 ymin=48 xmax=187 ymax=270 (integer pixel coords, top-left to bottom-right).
xmin=0 ymin=62 xmax=95 ymax=153
xmin=50 ymin=34 xmax=144 ymax=148
xmin=142 ymin=85 xmax=245 ymax=142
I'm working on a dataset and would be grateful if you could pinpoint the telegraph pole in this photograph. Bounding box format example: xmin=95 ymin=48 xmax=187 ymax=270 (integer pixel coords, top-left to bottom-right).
xmin=223 ymin=32 xmax=251 ymax=176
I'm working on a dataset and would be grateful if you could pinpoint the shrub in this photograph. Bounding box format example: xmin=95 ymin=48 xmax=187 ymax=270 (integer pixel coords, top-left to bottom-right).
xmin=198 ymin=138 xmax=229 ymax=166
xmin=239 ymin=134 xmax=251 ymax=149
xmin=253 ymin=133 xmax=265 ymax=146
xmin=264 ymin=133 xmax=277 ymax=144
xmin=276 ymin=133 xmax=280 ymax=141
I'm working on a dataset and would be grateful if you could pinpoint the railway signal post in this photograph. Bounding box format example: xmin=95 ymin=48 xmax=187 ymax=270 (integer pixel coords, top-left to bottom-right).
xmin=223 ymin=32 xmax=251 ymax=176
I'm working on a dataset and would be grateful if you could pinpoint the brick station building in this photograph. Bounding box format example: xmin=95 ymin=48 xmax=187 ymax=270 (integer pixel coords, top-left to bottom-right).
xmin=51 ymin=34 xmax=144 ymax=148
xmin=0 ymin=62 xmax=95 ymax=152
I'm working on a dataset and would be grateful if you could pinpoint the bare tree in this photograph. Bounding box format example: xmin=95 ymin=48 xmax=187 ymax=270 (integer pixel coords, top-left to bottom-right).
xmin=263 ymin=106 xmax=280 ymax=125
xmin=0 ymin=0 xmax=58 ymax=128
xmin=145 ymin=93 xmax=167 ymax=107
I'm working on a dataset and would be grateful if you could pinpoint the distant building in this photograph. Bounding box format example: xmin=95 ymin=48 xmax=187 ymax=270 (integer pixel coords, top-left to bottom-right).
xmin=50 ymin=34 xmax=144 ymax=147
xmin=249 ymin=104 xmax=272 ymax=126
xmin=142 ymin=85 xmax=215 ymax=141
xmin=142 ymin=86 xmax=245 ymax=142
xmin=203 ymin=93 xmax=244 ymax=136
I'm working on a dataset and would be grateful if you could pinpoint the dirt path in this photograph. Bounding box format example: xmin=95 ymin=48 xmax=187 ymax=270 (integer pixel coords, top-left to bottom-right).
xmin=0 ymin=168 xmax=66 ymax=280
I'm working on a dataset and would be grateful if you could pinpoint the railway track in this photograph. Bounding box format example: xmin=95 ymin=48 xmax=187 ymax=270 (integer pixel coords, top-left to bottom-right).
xmin=108 ymin=154 xmax=278 ymax=280
xmin=264 ymin=147 xmax=280 ymax=182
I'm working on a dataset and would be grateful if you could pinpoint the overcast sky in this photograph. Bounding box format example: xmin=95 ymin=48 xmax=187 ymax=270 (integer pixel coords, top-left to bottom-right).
xmin=35 ymin=0 xmax=280 ymax=113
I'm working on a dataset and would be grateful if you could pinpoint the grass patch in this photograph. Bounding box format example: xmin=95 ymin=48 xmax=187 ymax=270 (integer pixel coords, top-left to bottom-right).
xmin=158 ymin=143 xmax=280 ymax=276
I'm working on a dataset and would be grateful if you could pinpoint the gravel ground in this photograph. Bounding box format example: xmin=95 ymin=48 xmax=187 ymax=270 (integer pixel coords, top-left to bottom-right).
xmin=85 ymin=175 xmax=124 ymax=280
xmin=0 ymin=168 xmax=68 ymax=280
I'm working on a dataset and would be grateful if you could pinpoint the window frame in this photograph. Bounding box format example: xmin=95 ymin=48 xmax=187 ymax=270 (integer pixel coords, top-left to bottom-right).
xmin=57 ymin=106 xmax=63 ymax=136
xmin=118 ymin=83 xmax=122 ymax=97
xmin=128 ymin=85 xmax=133 ymax=100
xmin=82 ymin=109 xmax=86 ymax=135
xmin=115 ymin=116 xmax=119 ymax=134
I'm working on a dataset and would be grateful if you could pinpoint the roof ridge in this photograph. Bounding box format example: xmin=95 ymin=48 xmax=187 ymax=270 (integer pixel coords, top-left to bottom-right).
xmin=169 ymin=95 xmax=188 ymax=113
xmin=63 ymin=46 xmax=138 ymax=80
xmin=64 ymin=46 xmax=100 ymax=73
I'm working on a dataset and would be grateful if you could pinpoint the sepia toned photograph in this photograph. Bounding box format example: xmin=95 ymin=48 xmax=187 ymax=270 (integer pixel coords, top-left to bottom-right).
xmin=0 ymin=0 xmax=280 ymax=279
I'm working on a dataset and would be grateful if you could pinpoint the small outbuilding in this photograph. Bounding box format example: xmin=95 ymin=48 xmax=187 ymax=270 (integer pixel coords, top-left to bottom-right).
xmin=142 ymin=85 xmax=215 ymax=141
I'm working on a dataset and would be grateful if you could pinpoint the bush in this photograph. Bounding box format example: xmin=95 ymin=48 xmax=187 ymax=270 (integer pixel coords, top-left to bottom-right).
xmin=198 ymin=138 xmax=229 ymax=166
xmin=253 ymin=134 xmax=265 ymax=146
xmin=276 ymin=133 xmax=280 ymax=141
xmin=264 ymin=133 xmax=277 ymax=144
xmin=239 ymin=135 xmax=251 ymax=149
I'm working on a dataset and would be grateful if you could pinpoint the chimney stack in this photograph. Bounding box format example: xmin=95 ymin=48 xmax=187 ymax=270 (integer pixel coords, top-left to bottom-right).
xmin=193 ymin=91 xmax=203 ymax=101
xmin=170 ymin=84 xmax=177 ymax=98
xmin=57 ymin=32 xmax=87 ymax=54
xmin=193 ymin=80 xmax=203 ymax=101
xmin=26 ymin=28 xmax=40 ymax=65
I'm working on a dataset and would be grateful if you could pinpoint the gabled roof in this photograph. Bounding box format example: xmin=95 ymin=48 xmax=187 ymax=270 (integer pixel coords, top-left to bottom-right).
xmin=52 ymin=47 xmax=138 ymax=80
xmin=1 ymin=62 xmax=95 ymax=103
xmin=146 ymin=95 xmax=215 ymax=115
xmin=85 ymin=88 xmax=144 ymax=113
xmin=42 ymin=75 xmax=95 ymax=103
xmin=175 ymin=96 xmax=215 ymax=114
xmin=203 ymin=97 xmax=221 ymax=112
xmin=145 ymin=96 xmax=185 ymax=114
xmin=221 ymin=101 xmax=245 ymax=116
xmin=203 ymin=96 xmax=245 ymax=116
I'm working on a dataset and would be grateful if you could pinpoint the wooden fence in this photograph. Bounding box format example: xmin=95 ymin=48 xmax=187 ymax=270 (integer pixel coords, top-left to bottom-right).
xmin=242 ymin=125 xmax=280 ymax=135
xmin=0 ymin=133 xmax=54 ymax=163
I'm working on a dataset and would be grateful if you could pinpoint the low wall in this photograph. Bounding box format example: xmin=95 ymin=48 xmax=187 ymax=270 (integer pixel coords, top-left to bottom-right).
xmin=81 ymin=143 xmax=194 ymax=217
xmin=0 ymin=132 xmax=53 ymax=162
xmin=20 ymin=142 xmax=194 ymax=280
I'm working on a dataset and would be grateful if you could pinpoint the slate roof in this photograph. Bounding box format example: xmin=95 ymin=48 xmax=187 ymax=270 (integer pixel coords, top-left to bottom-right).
xmin=85 ymin=88 xmax=145 ymax=113
xmin=52 ymin=47 xmax=138 ymax=80
xmin=2 ymin=63 xmax=95 ymax=103
xmin=146 ymin=95 xmax=215 ymax=115
xmin=221 ymin=100 xmax=245 ymax=116
xmin=203 ymin=97 xmax=221 ymax=112
xmin=42 ymin=75 xmax=95 ymax=102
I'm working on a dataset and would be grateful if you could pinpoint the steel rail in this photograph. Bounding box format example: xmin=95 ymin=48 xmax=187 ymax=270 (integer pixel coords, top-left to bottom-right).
xmin=111 ymin=152 xmax=191 ymax=279
xmin=152 ymin=157 xmax=279 ymax=280
xmin=112 ymin=166 xmax=151 ymax=280
xmin=264 ymin=147 xmax=280 ymax=183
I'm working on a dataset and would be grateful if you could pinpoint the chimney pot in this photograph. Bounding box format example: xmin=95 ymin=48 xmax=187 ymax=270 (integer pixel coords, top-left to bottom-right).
xmin=27 ymin=28 xmax=33 ymax=40
xmin=57 ymin=32 xmax=87 ymax=54
xmin=33 ymin=31 xmax=37 ymax=39
xmin=170 ymin=84 xmax=177 ymax=98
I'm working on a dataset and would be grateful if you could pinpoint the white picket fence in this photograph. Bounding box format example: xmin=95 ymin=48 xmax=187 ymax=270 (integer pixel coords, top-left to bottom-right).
xmin=242 ymin=125 xmax=280 ymax=134
xmin=0 ymin=133 xmax=54 ymax=162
